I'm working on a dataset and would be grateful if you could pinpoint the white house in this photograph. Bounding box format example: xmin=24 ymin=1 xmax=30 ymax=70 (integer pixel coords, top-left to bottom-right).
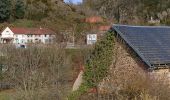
xmin=87 ymin=34 xmax=97 ymax=45
xmin=0 ymin=27 xmax=55 ymax=44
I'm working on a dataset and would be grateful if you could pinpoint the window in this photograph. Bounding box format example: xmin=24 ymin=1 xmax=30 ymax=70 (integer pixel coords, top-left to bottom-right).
xmin=6 ymin=31 xmax=10 ymax=35
xmin=27 ymin=35 xmax=33 ymax=37
xmin=27 ymin=39 xmax=32 ymax=43
xmin=21 ymin=39 xmax=25 ymax=43
xmin=15 ymin=38 xmax=19 ymax=43
xmin=89 ymin=35 xmax=93 ymax=40
xmin=93 ymin=35 xmax=96 ymax=38
xmin=45 ymin=39 xmax=49 ymax=43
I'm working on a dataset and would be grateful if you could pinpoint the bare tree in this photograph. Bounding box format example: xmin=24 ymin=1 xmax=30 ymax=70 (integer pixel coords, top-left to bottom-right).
xmin=2 ymin=45 xmax=67 ymax=100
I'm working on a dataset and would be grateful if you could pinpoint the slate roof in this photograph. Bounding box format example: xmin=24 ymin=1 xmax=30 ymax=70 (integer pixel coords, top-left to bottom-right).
xmin=112 ymin=24 xmax=170 ymax=69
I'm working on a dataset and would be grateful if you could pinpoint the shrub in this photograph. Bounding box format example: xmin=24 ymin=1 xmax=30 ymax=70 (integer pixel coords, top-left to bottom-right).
xmin=1 ymin=45 xmax=65 ymax=100
xmin=83 ymin=31 xmax=115 ymax=88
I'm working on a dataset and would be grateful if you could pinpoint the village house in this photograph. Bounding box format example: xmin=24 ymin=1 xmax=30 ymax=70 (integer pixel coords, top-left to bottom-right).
xmin=0 ymin=27 xmax=55 ymax=44
xmin=87 ymin=34 xmax=97 ymax=45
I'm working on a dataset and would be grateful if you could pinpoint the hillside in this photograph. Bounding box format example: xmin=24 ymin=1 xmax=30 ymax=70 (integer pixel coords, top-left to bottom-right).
xmin=1 ymin=0 xmax=170 ymax=100
xmin=0 ymin=0 xmax=85 ymax=31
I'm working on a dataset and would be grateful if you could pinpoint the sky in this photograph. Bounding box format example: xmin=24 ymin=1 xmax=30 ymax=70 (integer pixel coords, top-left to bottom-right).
xmin=64 ymin=0 xmax=83 ymax=4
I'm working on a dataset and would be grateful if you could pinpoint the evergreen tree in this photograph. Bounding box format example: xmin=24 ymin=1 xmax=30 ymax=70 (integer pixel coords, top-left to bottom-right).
xmin=15 ymin=0 xmax=25 ymax=19
xmin=0 ymin=0 xmax=11 ymax=22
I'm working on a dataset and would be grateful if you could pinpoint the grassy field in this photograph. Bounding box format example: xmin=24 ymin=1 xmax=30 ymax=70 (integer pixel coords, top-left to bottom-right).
xmin=0 ymin=89 xmax=14 ymax=100
xmin=12 ymin=19 xmax=40 ymax=28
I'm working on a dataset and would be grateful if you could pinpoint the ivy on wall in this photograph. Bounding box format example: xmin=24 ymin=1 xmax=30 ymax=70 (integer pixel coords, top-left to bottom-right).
xmin=69 ymin=31 xmax=115 ymax=100
xmin=83 ymin=31 xmax=115 ymax=87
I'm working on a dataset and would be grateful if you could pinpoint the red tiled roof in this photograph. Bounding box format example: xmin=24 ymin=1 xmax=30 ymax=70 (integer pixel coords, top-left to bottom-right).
xmin=85 ymin=16 xmax=103 ymax=23
xmin=89 ymin=25 xmax=111 ymax=31
xmin=10 ymin=27 xmax=55 ymax=35
xmin=98 ymin=26 xmax=111 ymax=31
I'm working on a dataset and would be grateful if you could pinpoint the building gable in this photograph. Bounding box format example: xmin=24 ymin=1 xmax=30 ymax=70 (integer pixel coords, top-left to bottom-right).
xmin=1 ymin=27 xmax=14 ymax=38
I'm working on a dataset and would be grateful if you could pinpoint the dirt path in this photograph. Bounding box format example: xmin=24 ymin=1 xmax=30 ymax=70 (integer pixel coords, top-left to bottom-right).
xmin=72 ymin=71 xmax=83 ymax=91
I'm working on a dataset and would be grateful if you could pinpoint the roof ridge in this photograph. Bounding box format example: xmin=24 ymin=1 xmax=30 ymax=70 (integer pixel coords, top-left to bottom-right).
xmin=113 ymin=24 xmax=170 ymax=28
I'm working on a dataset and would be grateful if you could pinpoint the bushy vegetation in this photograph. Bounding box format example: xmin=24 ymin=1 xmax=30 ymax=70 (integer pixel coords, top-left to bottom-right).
xmin=83 ymin=0 xmax=170 ymax=24
xmin=0 ymin=45 xmax=66 ymax=100
xmin=69 ymin=31 xmax=115 ymax=100
xmin=0 ymin=0 xmax=86 ymax=31
xmin=0 ymin=0 xmax=11 ymax=22
xmin=0 ymin=45 xmax=92 ymax=100
xmin=83 ymin=31 xmax=114 ymax=87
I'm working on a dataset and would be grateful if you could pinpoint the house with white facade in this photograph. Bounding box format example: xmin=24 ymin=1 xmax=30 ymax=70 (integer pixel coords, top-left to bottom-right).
xmin=0 ymin=27 xmax=55 ymax=44
xmin=87 ymin=34 xmax=97 ymax=45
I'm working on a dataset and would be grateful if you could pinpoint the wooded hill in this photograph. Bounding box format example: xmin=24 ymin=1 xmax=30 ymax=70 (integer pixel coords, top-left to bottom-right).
xmin=83 ymin=0 xmax=170 ymax=25
xmin=0 ymin=0 xmax=86 ymax=31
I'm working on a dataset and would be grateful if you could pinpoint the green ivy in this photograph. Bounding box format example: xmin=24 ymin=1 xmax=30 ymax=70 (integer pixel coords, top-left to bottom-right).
xmin=83 ymin=31 xmax=115 ymax=87
xmin=68 ymin=31 xmax=115 ymax=100
xmin=68 ymin=84 xmax=89 ymax=100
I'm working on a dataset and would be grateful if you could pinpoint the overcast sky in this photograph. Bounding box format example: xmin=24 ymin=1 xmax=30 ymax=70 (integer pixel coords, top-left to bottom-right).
xmin=64 ymin=0 xmax=82 ymax=4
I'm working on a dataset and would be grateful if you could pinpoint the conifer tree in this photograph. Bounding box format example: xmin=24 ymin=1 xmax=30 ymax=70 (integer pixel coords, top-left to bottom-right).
xmin=14 ymin=0 xmax=25 ymax=19
xmin=0 ymin=0 xmax=11 ymax=22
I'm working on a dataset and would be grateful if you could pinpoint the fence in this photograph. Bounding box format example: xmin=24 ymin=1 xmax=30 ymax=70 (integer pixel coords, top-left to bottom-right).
xmin=0 ymin=82 xmax=15 ymax=90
